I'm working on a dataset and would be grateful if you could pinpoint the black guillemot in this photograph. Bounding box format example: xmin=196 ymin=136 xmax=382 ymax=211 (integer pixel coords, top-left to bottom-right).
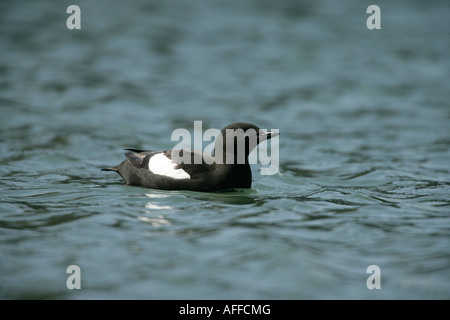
xmin=102 ymin=122 xmax=278 ymax=191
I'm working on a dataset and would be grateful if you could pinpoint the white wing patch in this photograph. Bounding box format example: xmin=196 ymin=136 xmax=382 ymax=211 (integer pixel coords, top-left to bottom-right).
xmin=148 ymin=153 xmax=191 ymax=179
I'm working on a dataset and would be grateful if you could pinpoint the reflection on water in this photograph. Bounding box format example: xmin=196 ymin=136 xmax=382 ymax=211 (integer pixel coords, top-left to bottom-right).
xmin=188 ymin=189 xmax=260 ymax=205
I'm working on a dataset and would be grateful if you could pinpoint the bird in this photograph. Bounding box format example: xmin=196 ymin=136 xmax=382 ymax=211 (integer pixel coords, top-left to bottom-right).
xmin=101 ymin=122 xmax=278 ymax=191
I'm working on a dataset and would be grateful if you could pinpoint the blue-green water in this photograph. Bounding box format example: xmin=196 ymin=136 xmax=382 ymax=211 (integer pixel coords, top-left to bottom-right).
xmin=1 ymin=0 xmax=449 ymax=299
